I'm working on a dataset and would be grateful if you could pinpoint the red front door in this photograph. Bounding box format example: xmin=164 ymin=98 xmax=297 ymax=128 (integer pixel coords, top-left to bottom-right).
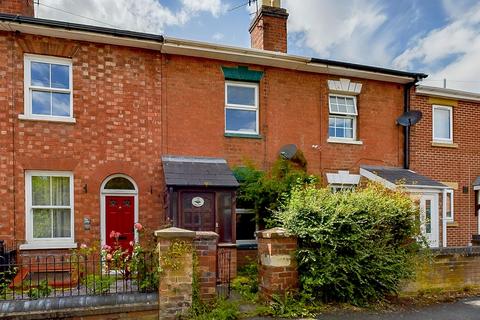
xmin=105 ymin=195 xmax=135 ymax=251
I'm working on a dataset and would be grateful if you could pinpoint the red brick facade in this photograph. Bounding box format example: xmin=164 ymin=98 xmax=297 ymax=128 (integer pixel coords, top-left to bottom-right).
xmin=0 ymin=0 xmax=34 ymax=17
xmin=0 ymin=0 xmax=413 ymax=256
xmin=410 ymin=90 xmax=480 ymax=246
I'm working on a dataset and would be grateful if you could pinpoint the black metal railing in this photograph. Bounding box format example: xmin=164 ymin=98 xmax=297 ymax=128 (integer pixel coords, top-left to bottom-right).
xmin=0 ymin=252 xmax=158 ymax=301
xmin=0 ymin=240 xmax=17 ymax=268
xmin=217 ymin=248 xmax=232 ymax=298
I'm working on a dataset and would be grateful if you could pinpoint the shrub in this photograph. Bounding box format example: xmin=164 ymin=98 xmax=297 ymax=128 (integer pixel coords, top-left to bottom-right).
xmin=82 ymin=274 xmax=114 ymax=294
xmin=231 ymin=260 xmax=259 ymax=301
xmin=187 ymin=298 xmax=240 ymax=320
xmin=26 ymin=280 xmax=52 ymax=299
xmin=275 ymin=183 xmax=422 ymax=306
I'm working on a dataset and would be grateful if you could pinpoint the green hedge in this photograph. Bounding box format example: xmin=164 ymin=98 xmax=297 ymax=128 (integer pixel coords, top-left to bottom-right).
xmin=276 ymin=183 xmax=422 ymax=306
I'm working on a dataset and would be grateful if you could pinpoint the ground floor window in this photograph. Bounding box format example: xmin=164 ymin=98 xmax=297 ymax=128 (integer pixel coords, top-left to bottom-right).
xmin=236 ymin=208 xmax=256 ymax=245
xmin=25 ymin=171 xmax=74 ymax=246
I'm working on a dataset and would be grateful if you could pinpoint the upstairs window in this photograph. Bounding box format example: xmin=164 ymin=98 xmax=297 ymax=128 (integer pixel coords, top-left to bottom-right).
xmin=328 ymin=95 xmax=357 ymax=140
xmin=23 ymin=55 xmax=73 ymax=121
xmin=225 ymin=82 xmax=259 ymax=135
xmin=432 ymin=105 xmax=453 ymax=143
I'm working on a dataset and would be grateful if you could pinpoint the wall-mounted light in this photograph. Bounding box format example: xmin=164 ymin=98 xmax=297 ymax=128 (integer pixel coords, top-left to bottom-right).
xmin=83 ymin=184 xmax=88 ymax=193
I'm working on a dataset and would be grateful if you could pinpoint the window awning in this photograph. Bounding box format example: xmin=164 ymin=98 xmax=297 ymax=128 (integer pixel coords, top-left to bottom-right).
xmin=360 ymin=165 xmax=448 ymax=190
xmin=162 ymin=156 xmax=239 ymax=188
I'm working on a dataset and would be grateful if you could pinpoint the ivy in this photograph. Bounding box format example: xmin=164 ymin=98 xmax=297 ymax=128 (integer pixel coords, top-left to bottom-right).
xmin=233 ymin=155 xmax=318 ymax=228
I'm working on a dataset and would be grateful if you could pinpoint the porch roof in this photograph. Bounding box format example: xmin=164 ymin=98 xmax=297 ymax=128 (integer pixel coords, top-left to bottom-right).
xmin=360 ymin=165 xmax=447 ymax=189
xmin=473 ymin=176 xmax=480 ymax=190
xmin=161 ymin=155 xmax=239 ymax=188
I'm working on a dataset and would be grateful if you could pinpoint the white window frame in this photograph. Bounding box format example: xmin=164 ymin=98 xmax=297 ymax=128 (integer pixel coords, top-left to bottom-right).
xmin=225 ymin=81 xmax=259 ymax=135
xmin=328 ymin=94 xmax=358 ymax=141
xmin=445 ymin=189 xmax=454 ymax=221
xmin=21 ymin=171 xmax=75 ymax=250
xmin=21 ymin=54 xmax=75 ymax=123
xmin=432 ymin=105 xmax=453 ymax=144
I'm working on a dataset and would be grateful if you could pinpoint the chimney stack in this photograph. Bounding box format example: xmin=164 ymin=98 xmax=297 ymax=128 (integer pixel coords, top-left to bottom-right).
xmin=249 ymin=0 xmax=288 ymax=53
xmin=0 ymin=0 xmax=35 ymax=17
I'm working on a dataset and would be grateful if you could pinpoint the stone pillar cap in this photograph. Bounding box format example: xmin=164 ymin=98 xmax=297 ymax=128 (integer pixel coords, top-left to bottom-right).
xmin=256 ymin=227 xmax=294 ymax=239
xmin=195 ymin=231 xmax=219 ymax=240
xmin=155 ymin=227 xmax=196 ymax=239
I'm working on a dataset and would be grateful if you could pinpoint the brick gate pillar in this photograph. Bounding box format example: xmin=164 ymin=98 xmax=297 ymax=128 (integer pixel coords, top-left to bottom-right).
xmin=193 ymin=231 xmax=218 ymax=301
xmin=257 ymin=227 xmax=298 ymax=299
xmin=155 ymin=227 xmax=196 ymax=320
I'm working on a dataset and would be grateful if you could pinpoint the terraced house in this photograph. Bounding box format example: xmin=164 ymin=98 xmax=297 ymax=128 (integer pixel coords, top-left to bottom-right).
xmin=1 ymin=0 xmax=472 ymax=270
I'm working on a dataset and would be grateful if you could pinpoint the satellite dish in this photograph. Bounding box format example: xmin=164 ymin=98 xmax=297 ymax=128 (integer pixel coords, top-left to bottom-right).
xmin=279 ymin=144 xmax=298 ymax=160
xmin=397 ymin=110 xmax=422 ymax=126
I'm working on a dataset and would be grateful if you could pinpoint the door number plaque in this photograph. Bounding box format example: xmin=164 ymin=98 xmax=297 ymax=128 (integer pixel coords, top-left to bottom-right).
xmin=192 ymin=196 xmax=205 ymax=207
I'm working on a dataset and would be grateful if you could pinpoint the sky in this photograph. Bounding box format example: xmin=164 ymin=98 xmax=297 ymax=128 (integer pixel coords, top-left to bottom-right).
xmin=34 ymin=0 xmax=480 ymax=92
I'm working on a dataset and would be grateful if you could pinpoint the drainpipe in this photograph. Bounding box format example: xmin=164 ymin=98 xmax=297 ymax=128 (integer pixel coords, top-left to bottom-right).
xmin=403 ymin=81 xmax=415 ymax=169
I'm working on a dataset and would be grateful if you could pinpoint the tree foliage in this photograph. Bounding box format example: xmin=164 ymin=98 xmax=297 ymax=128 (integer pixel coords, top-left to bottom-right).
xmin=275 ymin=183 xmax=422 ymax=306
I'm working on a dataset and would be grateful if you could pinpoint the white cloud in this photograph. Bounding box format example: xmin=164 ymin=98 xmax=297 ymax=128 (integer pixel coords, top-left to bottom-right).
xmin=394 ymin=3 xmax=480 ymax=92
xmin=36 ymin=0 xmax=225 ymax=33
xmin=180 ymin=0 xmax=226 ymax=17
xmin=212 ymin=32 xmax=224 ymax=41
xmin=283 ymin=0 xmax=393 ymax=66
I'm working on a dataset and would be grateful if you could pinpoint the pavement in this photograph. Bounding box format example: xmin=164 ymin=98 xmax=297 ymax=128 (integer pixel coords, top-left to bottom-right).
xmin=247 ymin=296 xmax=480 ymax=320
xmin=316 ymin=297 xmax=480 ymax=320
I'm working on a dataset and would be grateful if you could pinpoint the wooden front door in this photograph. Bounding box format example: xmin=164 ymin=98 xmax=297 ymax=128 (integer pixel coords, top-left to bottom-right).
xmin=106 ymin=195 xmax=135 ymax=251
xmin=180 ymin=192 xmax=215 ymax=231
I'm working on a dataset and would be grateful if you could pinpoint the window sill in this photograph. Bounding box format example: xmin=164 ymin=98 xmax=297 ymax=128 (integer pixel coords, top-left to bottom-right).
xmin=19 ymin=242 xmax=77 ymax=250
xmin=431 ymin=141 xmax=458 ymax=148
xmin=224 ymin=133 xmax=262 ymax=139
xmin=18 ymin=114 xmax=76 ymax=124
xmin=446 ymin=221 xmax=458 ymax=227
xmin=327 ymin=138 xmax=363 ymax=145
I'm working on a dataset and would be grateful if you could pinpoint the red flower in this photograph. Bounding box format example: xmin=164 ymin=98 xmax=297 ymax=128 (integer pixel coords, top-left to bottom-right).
xmin=134 ymin=223 xmax=143 ymax=231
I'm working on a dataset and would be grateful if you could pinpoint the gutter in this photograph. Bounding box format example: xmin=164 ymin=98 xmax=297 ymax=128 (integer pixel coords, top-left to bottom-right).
xmin=0 ymin=13 xmax=426 ymax=84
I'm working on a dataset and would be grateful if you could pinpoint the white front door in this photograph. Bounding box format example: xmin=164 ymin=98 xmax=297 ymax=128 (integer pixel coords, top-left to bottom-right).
xmin=419 ymin=194 xmax=439 ymax=247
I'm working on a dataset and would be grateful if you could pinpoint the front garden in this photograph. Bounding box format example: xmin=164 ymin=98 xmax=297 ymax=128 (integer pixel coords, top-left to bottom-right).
xmin=185 ymin=155 xmax=429 ymax=319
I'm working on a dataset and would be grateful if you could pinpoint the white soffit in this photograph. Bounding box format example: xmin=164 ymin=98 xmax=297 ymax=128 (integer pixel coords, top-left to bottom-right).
xmin=326 ymin=170 xmax=360 ymax=185
xmin=416 ymin=85 xmax=480 ymax=102
xmin=328 ymin=78 xmax=362 ymax=95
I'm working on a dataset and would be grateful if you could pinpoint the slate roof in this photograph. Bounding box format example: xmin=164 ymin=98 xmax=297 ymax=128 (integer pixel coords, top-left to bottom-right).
xmin=473 ymin=176 xmax=480 ymax=187
xmin=361 ymin=165 xmax=447 ymax=188
xmin=162 ymin=156 xmax=239 ymax=188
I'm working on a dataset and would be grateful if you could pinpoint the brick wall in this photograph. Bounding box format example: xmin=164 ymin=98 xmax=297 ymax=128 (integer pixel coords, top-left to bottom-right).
xmin=403 ymin=247 xmax=480 ymax=293
xmin=410 ymin=91 xmax=480 ymax=246
xmin=237 ymin=248 xmax=258 ymax=269
xmin=0 ymin=0 xmax=34 ymax=17
xmin=164 ymin=54 xmax=406 ymax=175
